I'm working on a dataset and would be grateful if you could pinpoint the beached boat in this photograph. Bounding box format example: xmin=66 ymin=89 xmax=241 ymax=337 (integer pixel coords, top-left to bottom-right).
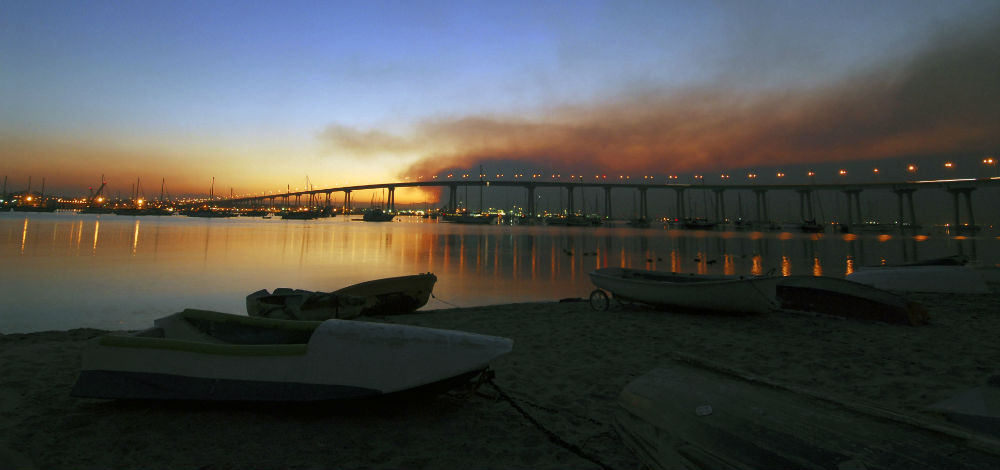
xmin=362 ymin=208 xmax=394 ymax=222
xmin=334 ymin=273 xmax=438 ymax=316
xmin=846 ymin=264 xmax=991 ymax=294
xmin=776 ymin=275 xmax=928 ymax=325
xmin=248 ymin=273 xmax=438 ymax=319
xmin=928 ymin=375 xmax=1000 ymax=437
xmin=246 ymin=288 xmax=372 ymax=320
xmin=71 ymin=309 xmax=513 ymax=401
xmin=588 ymin=267 xmax=778 ymax=315
xmin=615 ymin=362 xmax=1000 ymax=470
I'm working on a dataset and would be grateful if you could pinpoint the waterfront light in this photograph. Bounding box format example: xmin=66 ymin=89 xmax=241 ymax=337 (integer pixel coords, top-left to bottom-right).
xmin=907 ymin=164 xmax=917 ymax=173
xmin=944 ymin=161 xmax=954 ymax=169
xmin=839 ymin=169 xmax=847 ymax=176
xmin=776 ymin=172 xmax=785 ymax=178
xmin=807 ymin=171 xmax=815 ymax=177
xmin=747 ymin=173 xmax=757 ymax=180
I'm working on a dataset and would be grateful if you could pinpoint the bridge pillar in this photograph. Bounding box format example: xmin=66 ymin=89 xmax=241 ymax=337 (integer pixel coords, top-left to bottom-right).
xmin=947 ymin=188 xmax=976 ymax=231
xmin=527 ymin=185 xmax=536 ymax=217
xmin=753 ymin=189 xmax=768 ymax=222
xmin=893 ymin=188 xmax=918 ymax=229
xmin=638 ymin=187 xmax=648 ymax=220
xmin=713 ymin=189 xmax=725 ymax=223
xmin=388 ymin=186 xmax=395 ymax=212
xmin=842 ymin=190 xmax=863 ymax=225
xmin=448 ymin=184 xmax=458 ymax=213
xmin=797 ymin=189 xmax=814 ymax=221
xmin=673 ymin=188 xmax=685 ymax=221
xmin=566 ymin=185 xmax=575 ymax=215
xmin=603 ymin=186 xmax=612 ymax=218
xmin=343 ymin=190 xmax=351 ymax=214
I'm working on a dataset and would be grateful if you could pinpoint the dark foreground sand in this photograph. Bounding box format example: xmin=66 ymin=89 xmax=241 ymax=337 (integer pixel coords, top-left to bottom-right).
xmin=1 ymin=292 xmax=998 ymax=469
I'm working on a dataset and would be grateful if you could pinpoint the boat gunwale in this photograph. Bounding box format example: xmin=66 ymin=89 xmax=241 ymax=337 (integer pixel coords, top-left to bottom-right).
xmin=98 ymin=334 xmax=309 ymax=356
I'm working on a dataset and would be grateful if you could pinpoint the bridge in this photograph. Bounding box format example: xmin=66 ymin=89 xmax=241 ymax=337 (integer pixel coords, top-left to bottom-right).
xmin=205 ymin=177 xmax=1000 ymax=229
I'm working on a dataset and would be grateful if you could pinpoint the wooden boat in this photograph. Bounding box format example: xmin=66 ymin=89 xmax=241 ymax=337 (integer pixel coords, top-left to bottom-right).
xmin=248 ymin=273 xmax=438 ymax=319
xmin=71 ymin=309 xmax=513 ymax=401
xmin=334 ymin=273 xmax=438 ymax=316
xmin=246 ymin=288 xmax=373 ymax=320
xmin=776 ymin=275 xmax=928 ymax=325
xmin=846 ymin=264 xmax=991 ymax=294
xmin=362 ymin=208 xmax=394 ymax=222
xmin=615 ymin=362 xmax=1000 ymax=470
xmin=589 ymin=267 xmax=778 ymax=315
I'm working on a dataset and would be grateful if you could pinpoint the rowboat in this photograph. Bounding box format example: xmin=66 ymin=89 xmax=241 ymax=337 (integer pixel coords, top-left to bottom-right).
xmin=846 ymin=264 xmax=991 ymax=294
xmin=334 ymin=273 xmax=438 ymax=316
xmin=588 ymin=267 xmax=778 ymax=315
xmin=615 ymin=362 xmax=1000 ymax=469
xmin=246 ymin=288 xmax=373 ymax=320
xmin=247 ymin=273 xmax=438 ymax=319
xmin=71 ymin=309 xmax=513 ymax=401
xmin=776 ymin=275 xmax=928 ymax=325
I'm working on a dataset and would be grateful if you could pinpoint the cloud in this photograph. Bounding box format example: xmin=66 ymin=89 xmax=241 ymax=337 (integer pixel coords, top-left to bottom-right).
xmin=320 ymin=11 xmax=1000 ymax=180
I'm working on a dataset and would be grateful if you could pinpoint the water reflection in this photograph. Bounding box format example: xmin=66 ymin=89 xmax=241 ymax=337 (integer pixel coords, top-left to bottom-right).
xmin=1 ymin=212 xmax=997 ymax=333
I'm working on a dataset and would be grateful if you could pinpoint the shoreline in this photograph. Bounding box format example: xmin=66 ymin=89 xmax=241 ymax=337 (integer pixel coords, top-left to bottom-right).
xmin=2 ymin=293 xmax=998 ymax=468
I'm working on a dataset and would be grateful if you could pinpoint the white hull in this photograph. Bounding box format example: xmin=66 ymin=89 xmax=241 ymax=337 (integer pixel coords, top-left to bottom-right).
xmin=72 ymin=309 xmax=512 ymax=401
xmin=846 ymin=265 xmax=991 ymax=294
xmin=589 ymin=267 xmax=778 ymax=315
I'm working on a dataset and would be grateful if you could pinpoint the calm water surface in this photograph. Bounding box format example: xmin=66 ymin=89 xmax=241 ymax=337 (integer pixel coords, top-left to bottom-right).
xmin=2 ymin=211 xmax=997 ymax=333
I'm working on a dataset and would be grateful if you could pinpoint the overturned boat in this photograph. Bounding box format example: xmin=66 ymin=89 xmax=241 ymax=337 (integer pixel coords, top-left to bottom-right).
xmin=246 ymin=288 xmax=372 ymax=320
xmin=616 ymin=362 xmax=1000 ymax=469
xmin=776 ymin=275 xmax=929 ymax=325
xmin=71 ymin=309 xmax=513 ymax=401
xmin=589 ymin=267 xmax=778 ymax=315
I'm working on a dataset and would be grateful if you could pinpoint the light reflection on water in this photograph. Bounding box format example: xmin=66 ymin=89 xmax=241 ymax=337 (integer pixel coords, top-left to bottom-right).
xmin=1 ymin=211 xmax=995 ymax=333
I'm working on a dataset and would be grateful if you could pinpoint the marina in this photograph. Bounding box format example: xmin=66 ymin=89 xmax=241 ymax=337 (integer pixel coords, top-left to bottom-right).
xmin=1 ymin=210 xmax=996 ymax=334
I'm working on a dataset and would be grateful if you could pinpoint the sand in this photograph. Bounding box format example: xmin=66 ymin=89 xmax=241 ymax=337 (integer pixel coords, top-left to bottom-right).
xmin=1 ymin=291 xmax=998 ymax=469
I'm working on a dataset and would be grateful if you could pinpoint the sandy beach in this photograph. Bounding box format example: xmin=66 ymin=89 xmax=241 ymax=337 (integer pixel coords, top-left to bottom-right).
xmin=1 ymin=291 xmax=998 ymax=469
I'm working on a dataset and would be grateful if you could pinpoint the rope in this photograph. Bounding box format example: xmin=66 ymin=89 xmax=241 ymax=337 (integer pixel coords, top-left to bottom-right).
xmin=484 ymin=376 xmax=615 ymax=470
xmin=430 ymin=292 xmax=461 ymax=308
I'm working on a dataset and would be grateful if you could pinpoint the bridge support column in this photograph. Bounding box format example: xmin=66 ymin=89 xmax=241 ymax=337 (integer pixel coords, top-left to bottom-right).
xmin=603 ymin=186 xmax=612 ymax=219
xmin=797 ymin=190 xmax=814 ymax=221
xmin=753 ymin=190 xmax=768 ymax=222
xmin=947 ymin=188 xmax=976 ymax=231
xmin=343 ymin=190 xmax=351 ymax=214
xmin=713 ymin=189 xmax=725 ymax=223
xmin=449 ymin=184 xmax=458 ymax=213
xmin=842 ymin=190 xmax=862 ymax=226
xmin=566 ymin=185 xmax=575 ymax=215
xmin=527 ymin=185 xmax=536 ymax=217
xmin=893 ymin=188 xmax=918 ymax=229
xmin=674 ymin=188 xmax=685 ymax=221
xmin=388 ymin=186 xmax=395 ymax=212
xmin=639 ymin=187 xmax=648 ymax=220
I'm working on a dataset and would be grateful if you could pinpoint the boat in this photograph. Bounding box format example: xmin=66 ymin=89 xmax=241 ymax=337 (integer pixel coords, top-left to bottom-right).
xmin=626 ymin=217 xmax=651 ymax=228
xmin=334 ymin=273 xmax=438 ymax=316
xmin=615 ymin=361 xmax=1000 ymax=470
xmin=247 ymin=273 xmax=438 ymax=319
xmin=441 ymin=213 xmax=497 ymax=224
xmin=798 ymin=219 xmax=825 ymax=233
xmin=928 ymin=375 xmax=1000 ymax=437
xmin=776 ymin=275 xmax=928 ymax=325
xmin=681 ymin=217 xmax=717 ymax=230
xmin=70 ymin=308 xmax=513 ymax=401
xmin=588 ymin=267 xmax=778 ymax=315
xmin=281 ymin=209 xmax=322 ymax=220
xmin=362 ymin=208 xmax=395 ymax=222
xmin=846 ymin=264 xmax=991 ymax=294
xmin=246 ymin=288 xmax=373 ymax=320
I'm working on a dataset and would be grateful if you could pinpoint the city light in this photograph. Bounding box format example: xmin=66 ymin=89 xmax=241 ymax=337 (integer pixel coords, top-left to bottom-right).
xmin=776 ymin=172 xmax=785 ymax=178
xmin=944 ymin=162 xmax=954 ymax=169
xmin=839 ymin=169 xmax=847 ymax=176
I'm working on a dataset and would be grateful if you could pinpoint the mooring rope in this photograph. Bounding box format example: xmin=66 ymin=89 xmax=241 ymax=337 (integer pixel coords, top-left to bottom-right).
xmin=429 ymin=292 xmax=461 ymax=308
xmin=482 ymin=375 xmax=615 ymax=470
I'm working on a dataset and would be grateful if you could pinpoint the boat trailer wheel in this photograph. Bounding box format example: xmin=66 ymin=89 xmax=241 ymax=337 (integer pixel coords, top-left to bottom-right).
xmin=589 ymin=289 xmax=610 ymax=311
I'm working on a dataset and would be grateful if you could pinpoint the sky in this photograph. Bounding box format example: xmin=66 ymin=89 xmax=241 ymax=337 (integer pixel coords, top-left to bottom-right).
xmin=2 ymin=0 xmax=999 ymax=201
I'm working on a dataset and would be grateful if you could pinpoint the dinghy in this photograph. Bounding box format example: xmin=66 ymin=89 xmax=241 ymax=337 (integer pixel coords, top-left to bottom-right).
xmin=615 ymin=362 xmax=1000 ymax=469
xmin=846 ymin=264 xmax=991 ymax=294
xmin=246 ymin=288 xmax=372 ymax=320
xmin=589 ymin=267 xmax=778 ymax=315
xmin=776 ymin=275 xmax=929 ymax=325
xmin=334 ymin=273 xmax=438 ymax=316
xmin=71 ymin=309 xmax=513 ymax=401
xmin=247 ymin=273 xmax=438 ymax=320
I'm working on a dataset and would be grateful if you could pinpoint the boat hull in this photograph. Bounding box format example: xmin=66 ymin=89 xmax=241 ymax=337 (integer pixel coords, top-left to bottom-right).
xmin=334 ymin=273 xmax=438 ymax=316
xmin=846 ymin=265 xmax=991 ymax=294
xmin=776 ymin=275 xmax=928 ymax=325
xmin=616 ymin=363 xmax=1000 ymax=470
xmin=589 ymin=267 xmax=778 ymax=315
xmin=246 ymin=289 xmax=371 ymax=320
xmin=71 ymin=309 xmax=512 ymax=401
